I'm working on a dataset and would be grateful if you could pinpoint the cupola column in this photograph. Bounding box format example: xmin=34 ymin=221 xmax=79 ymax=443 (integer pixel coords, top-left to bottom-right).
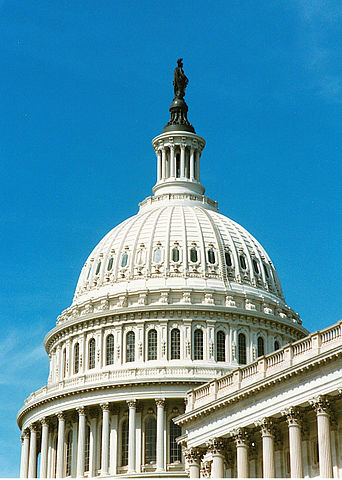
xmin=39 ymin=419 xmax=49 ymax=478
xmin=190 ymin=147 xmax=195 ymax=180
xmin=170 ymin=145 xmax=175 ymax=177
xmin=28 ymin=424 xmax=37 ymax=478
xmin=180 ymin=144 xmax=185 ymax=178
xmin=156 ymin=399 xmax=165 ymax=471
xmin=157 ymin=150 xmax=162 ymax=181
xmin=76 ymin=407 xmax=86 ymax=477
xmin=20 ymin=430 xmax=30 ymax=478
xmin=161 ymin=148 xmax=166 ymax=180
xmin=127 ymin=400 xmax=136 ymax=473
xmin=56 ymin=412 xmax=65 ymax=478
xmin=101 ymin=403 xmax=110 ymax=475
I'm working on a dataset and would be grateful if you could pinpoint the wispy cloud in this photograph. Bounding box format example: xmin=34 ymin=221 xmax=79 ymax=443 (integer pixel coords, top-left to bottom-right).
xmin=296 ymin=0 xmax=342 ymax=103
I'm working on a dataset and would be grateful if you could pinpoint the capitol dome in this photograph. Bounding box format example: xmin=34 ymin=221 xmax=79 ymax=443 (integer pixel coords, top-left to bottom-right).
xmin=18 ymin=61 xmax=308 ymax=479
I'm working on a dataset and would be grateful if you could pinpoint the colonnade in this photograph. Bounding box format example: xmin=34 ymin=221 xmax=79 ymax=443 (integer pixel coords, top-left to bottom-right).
xmin=184 ymin=396 xmax=336 ymax=478
xmin=156 ymin=145 xmax=201 ymax=183
xmin=20 ymin=398 xmax=181 ymax=478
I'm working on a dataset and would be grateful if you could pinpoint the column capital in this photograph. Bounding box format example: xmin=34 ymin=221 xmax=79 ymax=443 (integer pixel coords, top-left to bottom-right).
xmin=22 ymin=428 xmax=30 ymax=439
xmin=183 ymin=446 xmax=203 ymax=464
xmin=76 ymin=406 xmax=86 ymax=416
xmin=100 ymin=402 xmax=110 ymax=412
xmin=309 ymin=395 xmax=331 ymax=415
xmin=57 ymin=411 xmax=65 ymax=421
xmin=40 ymin=417 xmax=49 ymax=427
xmin=282 ymin=406 xmax=302 ymax=426
xmin=155 ymin=398 xmax=166 ymax=408
xmin=29 ymin=423 xmax=38 ymax=432
xmin=206 ymin=437 xmax=226 ymax=456
xmin=127 ymin=400 xmax=136 ymax=408
xmin=231 ymin=427 xmax=249 ymax=447
xmin=255 ymin=417 xmax=274 ymax=437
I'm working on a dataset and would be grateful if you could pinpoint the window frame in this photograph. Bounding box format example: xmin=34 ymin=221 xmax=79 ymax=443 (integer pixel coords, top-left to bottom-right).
xmin=147 ymin=329 xmax=158 ymax=361
xmin=126 ymin=331 xmax=135 ymax=363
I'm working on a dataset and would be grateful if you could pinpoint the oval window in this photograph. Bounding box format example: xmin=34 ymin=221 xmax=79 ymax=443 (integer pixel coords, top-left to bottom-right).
xmin=190 ymin=248 xmax=198 ymax=263
xmin=208 ymin=249 xmax=215 ymax=264
xmin=225 ymin=250 xmax=232 ymax=267
xmin=239 ymin=255 xmax=247 ymax=270
xmin=107 ymin=257 xmax=113 ymax=271
xmin=172 ymin=247 xmax=179 ymax=262
xmin=121 ymin=253 xmax=128 ymax=268
xmin=95 ymin=262 xmax=101 ymax=275
xmin=252 ymin=258 xmax=259 ymax=274
xmin=153 ymin=248 xmax=162 ymax=264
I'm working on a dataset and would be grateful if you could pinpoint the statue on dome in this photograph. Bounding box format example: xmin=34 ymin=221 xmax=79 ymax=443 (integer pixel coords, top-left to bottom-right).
xmin=173 ymin=58 xmax=188 ymax=99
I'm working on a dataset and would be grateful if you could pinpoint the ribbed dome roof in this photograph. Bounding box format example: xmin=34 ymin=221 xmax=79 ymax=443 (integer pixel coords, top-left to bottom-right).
xmin=73 ymin=196 xmax=284 ymax=305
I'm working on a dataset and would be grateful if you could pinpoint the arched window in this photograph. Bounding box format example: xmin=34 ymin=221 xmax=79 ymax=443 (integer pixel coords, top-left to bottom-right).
xmin=172 ymin=247 xmax=179 ymax=262
xmin=257 ymin=337 xmax=265 ymax=357
xmin=238 ymin=333 xmax=247 ymax=365
xmin=121 ymin=420 xmax=129 ymax=466
xmin=145 ymin=417 xmax=157 ymax=464
xmin=148 ymin=329 xmax=157 ymax=360
xmin=121 ymin=253 xmax=128 ymax=268
xmin=74 ymin=343 xmax=79 ymax=374
xmin=62 ymin=348 xmax=66 ymax=377
xmin=66 ymin=430 xmax=72 ymax=476
xmin=106 ymin=334 xmax=114 ymax=365
xmin=274 ymin=340 xmax=280 ymax=351
xmin=95 ymin=261 xmax=101 ymax=275
xmin=126 ymin=332 xmax=135 ymax=362
xmin=239 ymin=255 xmax=247 ymax=270
xmin=207 ymin=249 xmax=216 ymax=264
xmin=171 ymin=328 xmax=180 ymax=360
xmin=88 ymin=338 xmax=95 ymax=369
xmin=225 ymin=250 xmax=232 ymax=267
xmin=85 ymin=425 xmax=91 ymax=471
xmin=252 ymin=258 xmax=260 ymax=275
xmin=216 ymin=331 xmax=225 ymax=362
xmin=194 ymin=329 xmax=204 ymax=360
xmin=170 ymin=418 xmax=182 ymax=463
xmin=107 ymin=257 xmax=113 ymax=271
xmin=190 ymin=247 xmax=198 ymax=263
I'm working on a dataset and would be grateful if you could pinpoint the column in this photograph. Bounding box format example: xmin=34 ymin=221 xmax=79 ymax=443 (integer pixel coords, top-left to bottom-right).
xmin=157 ymin=149 xmax=162 ymax=181
xmin=180 ymin=145 xmax=185 ymax=178
xmin=77 ymin=407 xmax=86 ymax=477
xmin=20 ymin=430 xmax=30 ymax=478
xmin=232 ymin=428 xmax=249 ymax=478
xmin=190 ymin=147 xmax=195 ymax=180
xmin=161 ymin=148 xmax=166 ymax=180
xmin=256 ymin=418 xmax=275 ymax=478
xmin=89 ymin=417 xmax=97 ymax=477
xmin=170 ymin=145 xmax=175 ymax=177
xmin=71 ymin=420 xmax=78 ymax=477
xmin=156 ymin=399 xmax=165 ymax=472
xmin=127 ymin=400 xmax=136 ymax=473
xmin=207 ymin=438 xmax=225 ymax=478
xmin=40 ymin=419 xmax=49 ymax=478
xmin=56 ymin=412 xmax=65 ymax=478
xmin=109 ymin=407 xmax=119 ymax=475
xmin=310 ymin=396 xmax=333 ymax=478
xmin=101 ymin=403 xmax=110 ymax=475
xmin=283 ymin=407 xmax=303 ymax=478
xmin=184 ymin=447 xmax=202 ymax=478
xmin=28 ymin=425 xmax=37 ymax=478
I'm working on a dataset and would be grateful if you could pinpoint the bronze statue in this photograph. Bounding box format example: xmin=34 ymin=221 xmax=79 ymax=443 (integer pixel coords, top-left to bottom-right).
xmin=173 ymin=58 xmax=188 ymax=99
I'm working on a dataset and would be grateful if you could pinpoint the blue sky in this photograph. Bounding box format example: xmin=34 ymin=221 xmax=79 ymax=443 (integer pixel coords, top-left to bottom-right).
xmin=1 ymin=0 xmax=342 ymax=475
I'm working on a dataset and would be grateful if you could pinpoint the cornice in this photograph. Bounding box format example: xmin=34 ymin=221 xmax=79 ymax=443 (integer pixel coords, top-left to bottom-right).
xmin=175 ymin=344 xmax=342 ymax=426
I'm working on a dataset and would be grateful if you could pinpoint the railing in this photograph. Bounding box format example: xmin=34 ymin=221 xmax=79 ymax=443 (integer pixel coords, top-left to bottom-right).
xmin=186 ymin=320 xmax=342 ymax=411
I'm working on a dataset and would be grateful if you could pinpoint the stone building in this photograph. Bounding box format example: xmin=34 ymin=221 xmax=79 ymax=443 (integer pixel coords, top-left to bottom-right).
xmin=17 ymin=62 xmax=341 ymax=478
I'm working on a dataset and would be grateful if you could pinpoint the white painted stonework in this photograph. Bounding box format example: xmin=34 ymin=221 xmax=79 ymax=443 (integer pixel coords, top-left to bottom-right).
xmin=17 ymin=84 xmax=340 ymax=478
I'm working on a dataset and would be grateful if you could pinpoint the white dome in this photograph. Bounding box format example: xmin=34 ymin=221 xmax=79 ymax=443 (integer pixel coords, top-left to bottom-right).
xmin=73 ymin=194 xmax=284 ymax=306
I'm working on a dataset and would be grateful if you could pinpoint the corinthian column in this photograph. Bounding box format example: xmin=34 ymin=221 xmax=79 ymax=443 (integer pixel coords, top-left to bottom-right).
xmin=56 ymin=412 xmax=65 ymax=478
xmin=256 ymin=418 xmax=275 ymax=478
xmin=20 ymin=430 xmax=30 ymax=478
xmin=310 ymin=396 xmax=333 ymax=478
xmin=232 ymin=428 xmax=249 ymax=478
xmin=183 ymin=447 xmax=202 ymax=478
xmin=76 ymin=407 xmax=86 ymax=477
xmin=101 ymin=403 xmax=110 ymax=475
xmin=28 ymin=424 xmax=37 ymax=478
xmin=39 ymin=419 xmax=49 ymax=478
xmin=127 ymin=400 xmax=136 ymax=473
xmin=156 ymin=399 xmax=165 ymax=472
xmin=207 ymin=438 xmax=225 ymax=478
xmin=283 ymin=407 xmax=303 ymax=478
